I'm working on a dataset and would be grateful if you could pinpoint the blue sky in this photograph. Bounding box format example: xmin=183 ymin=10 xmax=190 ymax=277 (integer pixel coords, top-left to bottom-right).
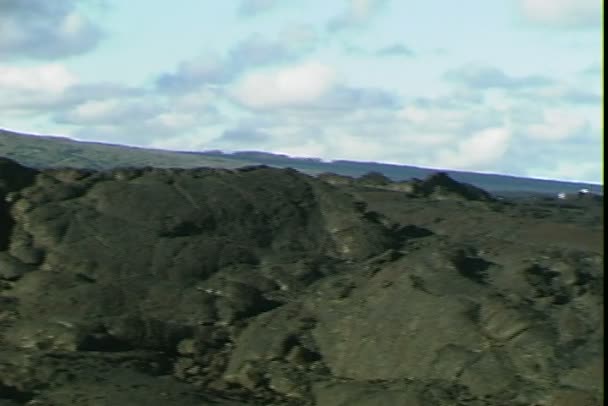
xmin=0 ymin=0 xmax=603 ymax=183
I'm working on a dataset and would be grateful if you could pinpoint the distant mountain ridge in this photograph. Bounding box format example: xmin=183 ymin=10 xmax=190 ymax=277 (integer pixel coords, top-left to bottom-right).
xmin=0 ymin=128 xmax=602 ymax=196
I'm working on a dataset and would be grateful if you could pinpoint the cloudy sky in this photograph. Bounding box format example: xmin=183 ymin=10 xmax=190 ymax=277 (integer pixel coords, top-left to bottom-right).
xmin=0 ymin=0 xmax=603 ymax=183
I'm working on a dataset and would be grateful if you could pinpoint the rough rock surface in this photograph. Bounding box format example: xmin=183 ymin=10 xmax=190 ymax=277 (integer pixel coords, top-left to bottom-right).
xmin=320 ymin=171 xmax=495 ymax=199
xmin=408 ymin=172 xmax=495 ymax=201
xmin=0 ymin=159 xmax=603 ymax=405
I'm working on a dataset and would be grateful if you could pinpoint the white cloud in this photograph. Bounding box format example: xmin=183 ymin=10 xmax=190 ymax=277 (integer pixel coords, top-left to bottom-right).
xmin=151 ymin=113 xmax=203 ymax=130
xmin=72 ymin=99 xmax=119 ymax=121
xmin=0 ymin=64 xmax=80 ymax=113
xmin=0 ymin=0 xmax=102 ymax=60
xmin=56 ymin=98 xmax=162 ymax=125
xmin=0 ymin=64 xmax=77 ymax=93
xmin=398 ymin=105 xmax=469 ymax=131
xmin=231 ymin=61 xmax=337 ymax=109
xmin=156 ymin=31 xmax=317 ymax=93
xmin=518 ymin=0 xmax=601 ymax=28
xmin=531 ymin=161 xmax=602 ymax=183
xmin=398 ymin=106 xmax=429 ymax=124
xmin=437 ymin=127 xmax=512 ymax=169
xmin=173 ymin=87 xmax=222 ymax=111
xmin=527 ymin=110 xmax=589 ymax=140
xmin=465 ymin=127 xmax=512 ymax=159
xmin=61 ymin=12 xmax=87 ymax=36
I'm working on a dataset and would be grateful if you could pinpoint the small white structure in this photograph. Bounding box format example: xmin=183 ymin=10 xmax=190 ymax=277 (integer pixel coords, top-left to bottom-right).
xmin=577 ymin=188 xmax=591 ymax=198
xmin=557 ymin=192 xmax=566 ymax=200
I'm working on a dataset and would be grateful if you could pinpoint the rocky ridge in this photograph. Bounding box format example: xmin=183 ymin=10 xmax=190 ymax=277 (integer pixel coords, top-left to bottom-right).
xmin=0 ymin=158 xmax=603 ymax=405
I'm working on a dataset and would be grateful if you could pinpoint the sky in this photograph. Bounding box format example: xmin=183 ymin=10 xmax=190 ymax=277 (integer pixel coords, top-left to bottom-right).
xmin=0 ymin=0 xmax=603 ymax=183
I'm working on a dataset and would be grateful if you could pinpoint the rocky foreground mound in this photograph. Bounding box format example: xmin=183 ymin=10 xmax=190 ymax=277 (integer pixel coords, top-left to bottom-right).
xmin=0 ymin=158 xmax=604 ymax=405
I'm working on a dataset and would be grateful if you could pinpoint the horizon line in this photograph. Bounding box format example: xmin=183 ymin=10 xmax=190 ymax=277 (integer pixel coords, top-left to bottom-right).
xmin=1 ymin=126 xmax=603 ymax=186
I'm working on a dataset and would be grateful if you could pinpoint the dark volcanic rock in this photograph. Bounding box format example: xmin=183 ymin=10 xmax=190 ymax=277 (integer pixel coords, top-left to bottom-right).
xmin=411 ymin=172 xmax=495 ymax=201
xmin=321 ymin=170 xmax=496 ymax=200
xmin=355 ymin=171 xmax=392 ymax=187
xmin=0 ymin=159 xmax=38 ymax=251
xmin=0 ymin=158 xmax=38 ymax=194
xmin=0 ymin=158 xmax=603 ymax=405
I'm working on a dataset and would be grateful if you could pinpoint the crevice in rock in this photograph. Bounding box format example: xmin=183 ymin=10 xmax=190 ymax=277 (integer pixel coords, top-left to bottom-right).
xmin=0 ymin=199 xmax=15 ymax=251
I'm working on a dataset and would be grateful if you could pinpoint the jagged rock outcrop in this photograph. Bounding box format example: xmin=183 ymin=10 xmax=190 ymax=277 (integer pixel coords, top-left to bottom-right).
xmin=355 ymin=171 xmax=392 ymax=187
xmin=1 ymin=163 xmax=396 ymax=338
xmin=0 ymin=158 xmax=603 ymax=405
xmin=410 ymin=172 xmax=495 ymax=201
xmin=323 ymin=171 xmax=495 ymax=201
